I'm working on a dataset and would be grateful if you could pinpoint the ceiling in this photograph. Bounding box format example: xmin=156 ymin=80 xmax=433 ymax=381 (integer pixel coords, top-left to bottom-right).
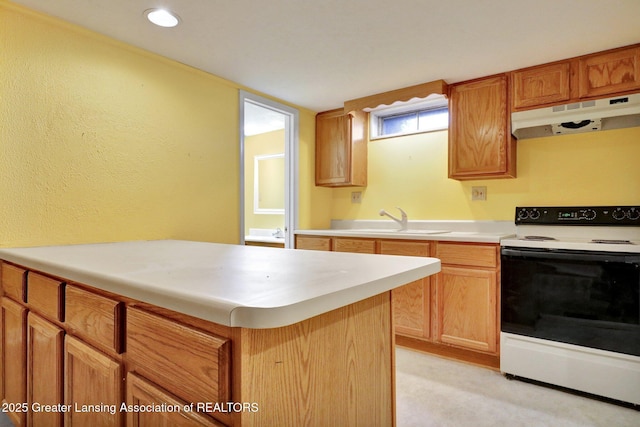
xmin=10 ymin=0 xmax=640 ymax=112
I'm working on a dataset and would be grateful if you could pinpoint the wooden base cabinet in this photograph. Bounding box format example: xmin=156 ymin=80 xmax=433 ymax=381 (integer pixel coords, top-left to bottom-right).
xmin=1 ymin=297 xmax=27 ymax=427
xmin=27 ymin=312 xmax=64 ymax=427
xmin=435 ymin=266 xmax=497 ymax=353
xmin=64 ymin=336 xmax=123 ymax=427
xmin=296 ymin=235 xmax=501 ymax=368
xmin=380 ymin=241 xmax=432 ymax=340
xmin=126 ymin=373 xmax=224 ymax=427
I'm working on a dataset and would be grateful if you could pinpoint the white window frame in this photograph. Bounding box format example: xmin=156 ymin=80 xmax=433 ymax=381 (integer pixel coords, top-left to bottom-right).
xmin=368 ymin=94 xmax=448 ymax=140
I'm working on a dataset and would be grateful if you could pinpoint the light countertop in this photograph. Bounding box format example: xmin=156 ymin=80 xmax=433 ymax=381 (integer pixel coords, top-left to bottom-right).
xmin=296 ymin=220 xmax=516 ymax=243
xmin=0 ymin=240 xmax=440 ymax=329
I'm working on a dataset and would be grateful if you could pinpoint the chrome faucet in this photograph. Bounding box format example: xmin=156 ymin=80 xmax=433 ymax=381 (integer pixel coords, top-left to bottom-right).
xmin=379 ymin=207 xmax=408 ymax=231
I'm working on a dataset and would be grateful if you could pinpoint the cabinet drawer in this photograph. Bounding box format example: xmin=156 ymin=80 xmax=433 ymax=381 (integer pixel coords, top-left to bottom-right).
xmin=1 ymin=263 xmax=26 ymax=302
xmin=333 ymin=238 xmax=376 ymax=253
xmin=296 ymin=235 xmax=331 ymax=251
xmin=65 ymin=285 xmax=123 ymax=354
xmin=379 ymin=240 xmax=430 ymax=257
xmin=27 ymin=272 xmax=64 ymax=322
xmin=435 ymin=243 xmax=498 ymax=268
xmin=127 ymin=308 xmax=231 ymax=406
xmin=127 ymin=373 xmax=226 ymax=427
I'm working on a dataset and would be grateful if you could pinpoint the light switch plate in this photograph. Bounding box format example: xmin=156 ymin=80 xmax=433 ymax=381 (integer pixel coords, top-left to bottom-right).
xmin=351 ymin=191 xmax=362 ymax=204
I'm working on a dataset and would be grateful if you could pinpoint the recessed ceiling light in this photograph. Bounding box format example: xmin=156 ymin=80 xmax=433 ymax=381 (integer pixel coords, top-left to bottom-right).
xmin=145 ymin=8 xmax=180 ymax=28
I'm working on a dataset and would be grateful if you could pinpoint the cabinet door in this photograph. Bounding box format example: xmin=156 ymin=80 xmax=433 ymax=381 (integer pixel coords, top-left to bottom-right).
xmin=512 ymin=62 xmax=571 ymax=110
xmin=27 ymin=312 xmax=63 ymax=427
xmin=435 ymin=266 xmax=497 ymax=354
xmin=579 ymin=47 xmax=640 ymax=98
xmin=380 ymin=241 xmax=431 ymax=339
xmin=1 ymin=297 xmax=27 ymax=427
xmin=315 ymin=109 xmax=367 ymax=187
xmin=126 ymin=373 xmax=225 ymax=427
xmin=448 ymin=75 xmax=516 ymax=180
xmin=64 ymin=336 xmax=123 ymax=427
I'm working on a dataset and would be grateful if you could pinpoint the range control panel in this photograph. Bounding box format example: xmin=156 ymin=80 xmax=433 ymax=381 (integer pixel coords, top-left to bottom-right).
xmin=515 ymin=206 xmax=640 ymax=226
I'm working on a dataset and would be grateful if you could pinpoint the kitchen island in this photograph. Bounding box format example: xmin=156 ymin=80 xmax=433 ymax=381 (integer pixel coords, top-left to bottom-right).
xmin=0 ymin=240 xmax=440 ymax=426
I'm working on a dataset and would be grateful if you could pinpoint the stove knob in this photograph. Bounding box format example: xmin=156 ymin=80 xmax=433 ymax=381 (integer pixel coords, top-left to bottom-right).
xmin=517 ymin=209 xmax=529 ymax=220
xmin=612 ymin=209 xmax=626 ymax=220
xmin=529 ymin=210 xmax=541 ymax=220
xmin=627 ymin=209 xmax=640 ymax=220
xmin=583 ymin=209 xmax=596 ymax=220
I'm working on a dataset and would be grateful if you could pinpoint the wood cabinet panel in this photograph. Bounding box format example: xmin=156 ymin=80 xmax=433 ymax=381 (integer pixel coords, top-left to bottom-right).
xmin=126 ymin=373 xmax=225 ymax=427
xmin=1 ymin=297 xmax=27 ymax=427
xmin=579 ymin=46 xmax=640 ymax=98
xmin=126 ymin=308 xmax=231 ymax=408
xmin=512 ymin=62 xmax=571 ymax=109
xmin=27 ymin=312 xmax=63 ymax=427
xmin=380 ymin=241 xmax=431 ymax=339
xmin=65 ymin=285 xmax=123 ymax=354
xmin=333 ymin=238 xmax=376 ymax=254
xmin=295 ymin=235 xmax=331 ymax=251
xmin=64 ymin=336 xmax=123 ymax=427
xmin=448 ymin=75 xmax=516 ymax=180
xmin=238 ymin=292 xmax=393 ymax=427
xmin=315 ymin=109 xmax=367 ymax=187
xmin=435 ymin=266 xmax=497 ymax=353
xmin=1 ymin=263 xmax=26 ymax=303
xmin=436 ymin=243 xmax=497 ymax=268
xmin=26 ymin=272 xmax=64 ymax=322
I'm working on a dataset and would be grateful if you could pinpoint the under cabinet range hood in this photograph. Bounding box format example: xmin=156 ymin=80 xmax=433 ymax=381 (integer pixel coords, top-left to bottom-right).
xmin=511 ymin=93 xmax=640 ymax=139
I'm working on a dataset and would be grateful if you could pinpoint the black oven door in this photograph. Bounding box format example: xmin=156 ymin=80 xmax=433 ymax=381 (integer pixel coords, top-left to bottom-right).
xmin=501 ymin=247 xmax=640 ymax=357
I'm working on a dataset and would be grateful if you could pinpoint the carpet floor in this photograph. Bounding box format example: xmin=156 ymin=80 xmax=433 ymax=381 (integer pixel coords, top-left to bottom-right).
xmin=395 ymin=347 xmax=640 ymax=427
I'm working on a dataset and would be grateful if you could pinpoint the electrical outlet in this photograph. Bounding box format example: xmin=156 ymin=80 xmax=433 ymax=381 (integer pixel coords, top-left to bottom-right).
xmin=351 ymin=191 xmax=362 ymax=204
xmin=471 ymin=186 xmax=487 ymax=201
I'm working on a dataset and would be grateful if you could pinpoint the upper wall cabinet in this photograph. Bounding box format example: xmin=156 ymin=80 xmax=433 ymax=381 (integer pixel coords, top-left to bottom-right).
xmin=315 ymin=108 xmax=367 ymax=187
xmin=512 ymin=62 xmax=572 ymax=110
xmin=448 ymin=74 xmax=516 ymax=180
xmin=579 ymin=46 xmax=640 ymax=98
xmin=511 ymin=44 xmax=640 ymax=111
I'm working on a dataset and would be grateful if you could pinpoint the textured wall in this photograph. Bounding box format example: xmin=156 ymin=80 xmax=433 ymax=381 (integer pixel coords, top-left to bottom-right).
xmin=0 ymin=4 xmax=238 ymax=246
xmin=330 ymin=121 xmax=640 ymax=221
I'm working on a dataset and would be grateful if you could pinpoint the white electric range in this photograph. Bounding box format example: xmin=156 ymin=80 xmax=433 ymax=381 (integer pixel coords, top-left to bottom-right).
xmin=500 ymin=205 xmax=640 ymax=407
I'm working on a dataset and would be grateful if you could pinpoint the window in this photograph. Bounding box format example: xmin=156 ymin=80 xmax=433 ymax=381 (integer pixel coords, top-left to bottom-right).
xmin=369 ymin=94 xmax=448 ymax=139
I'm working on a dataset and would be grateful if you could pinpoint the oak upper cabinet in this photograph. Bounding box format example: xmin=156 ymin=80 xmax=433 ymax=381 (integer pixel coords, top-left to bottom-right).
xmin=511 ymin=44 xmax=640 ymax=111
xmin=379 ymin=241 xmax=432 ymax=340
xmin=315 ymin=108 xmax=367 ymax=187
xmin=579 ymin=46 xmax=640 ymax=98
xmin=512 ymin=62 xmax=572 ymax=110
xmin=448 ymin=74 xmax=516 ymax=180
xmin=433 ymin=243 xmax=499 ymax=354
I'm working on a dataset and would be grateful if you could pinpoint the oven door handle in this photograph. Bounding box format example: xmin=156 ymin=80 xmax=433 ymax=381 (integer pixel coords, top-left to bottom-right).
xmin=501 ymin=247 xmax=640 ymax=264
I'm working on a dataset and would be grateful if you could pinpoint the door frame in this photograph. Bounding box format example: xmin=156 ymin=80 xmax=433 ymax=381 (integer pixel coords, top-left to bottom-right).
xmin=239 ymin=91 xmax=299 ymax=248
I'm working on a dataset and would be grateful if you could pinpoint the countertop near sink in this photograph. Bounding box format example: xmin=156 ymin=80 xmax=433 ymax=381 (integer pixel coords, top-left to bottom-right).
xmin=295 ymin=220 xmax=516 ymax=243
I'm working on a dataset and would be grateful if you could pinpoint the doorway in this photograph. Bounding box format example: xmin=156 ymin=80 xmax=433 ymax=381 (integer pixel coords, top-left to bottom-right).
xmin=239 ymin=91 xmax=299 ymax=248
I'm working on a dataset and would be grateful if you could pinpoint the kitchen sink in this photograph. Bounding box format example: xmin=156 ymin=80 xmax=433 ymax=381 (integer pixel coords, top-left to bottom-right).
xmin=336 ymin=229 xmax=450 ymax=235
